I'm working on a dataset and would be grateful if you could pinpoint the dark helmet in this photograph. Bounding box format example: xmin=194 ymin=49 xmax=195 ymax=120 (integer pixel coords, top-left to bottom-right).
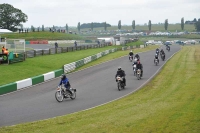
xmin=61 ymin=74 xmax=66 ymax=80
xmin=118 ymin=66 xmax=122 ymax=71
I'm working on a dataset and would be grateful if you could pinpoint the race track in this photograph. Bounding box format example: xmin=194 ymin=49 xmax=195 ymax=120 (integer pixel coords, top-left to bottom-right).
xmin=0 ymin=45 xmax=181 ymax=127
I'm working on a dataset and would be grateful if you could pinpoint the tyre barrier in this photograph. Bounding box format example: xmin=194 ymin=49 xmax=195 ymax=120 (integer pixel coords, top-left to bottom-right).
xmin=64 ymin=48 xmax=118 ymax=73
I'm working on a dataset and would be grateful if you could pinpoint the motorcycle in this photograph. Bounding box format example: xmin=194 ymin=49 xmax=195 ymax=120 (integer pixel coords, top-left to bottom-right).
xmin=161 ymin=53 xmax=165 ymax=61
xmin=133 ymin=64 xmax=137 ymax=76
xmin=136 ymin=69 xmax=141 ymax=80
xmin=55 ymin=85 xmax=76 ymax=102
xmin=154 ymin=59 xmax=159 ymax=66
xmin=129 ymin=55 xmax=133 ymax=62
xmin=166 ymin=46 xmax=170 ymax=52
xmin=116 ymin=76 xmax=125 ymax=91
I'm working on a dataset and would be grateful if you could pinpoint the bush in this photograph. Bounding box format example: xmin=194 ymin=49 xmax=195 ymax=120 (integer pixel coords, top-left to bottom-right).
xmin=85 ymin=40 xmax=93 ymax=43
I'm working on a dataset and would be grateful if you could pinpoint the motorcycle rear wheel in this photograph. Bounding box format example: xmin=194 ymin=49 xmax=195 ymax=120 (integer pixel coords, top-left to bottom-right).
xmin=55 ymin=91 xmax=64 ymax=102
xmin=137 ymin=74 xmax=140 ymax=80
xmin=70 ymin=91 xmax=76 ymax=100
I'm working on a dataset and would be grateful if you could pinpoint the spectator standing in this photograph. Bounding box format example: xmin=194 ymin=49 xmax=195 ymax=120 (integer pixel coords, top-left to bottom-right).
xmin=97 ymin=40 xmax=100 ymax=45
xmin=55 ymin=42 xmax=58 ymax=48
xmin=2 ymin=46 xmax=6 ymax=53
xmin=74 ymin=41 xmax=77 ymax=47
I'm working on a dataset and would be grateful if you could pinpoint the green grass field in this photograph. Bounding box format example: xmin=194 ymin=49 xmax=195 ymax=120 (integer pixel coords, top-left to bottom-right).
xmin=0 ymin=40 xmax=145 ymax=86
xmin=0 ymin=45 xmax=199 ymax=133
xmin=0 ymin=32 xmax=85 ymax=41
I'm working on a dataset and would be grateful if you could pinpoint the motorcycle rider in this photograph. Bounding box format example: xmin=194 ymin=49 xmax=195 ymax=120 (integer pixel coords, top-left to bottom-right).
xmin=58 ymin=74 xmax=73 ymax=95
xmin=156 ymin=48 xmax=159 ymax=55
xmin=129 ymin=50 xmax=134 ymax=60
xmin=132 ymin=59 xmax=137 ymax=74
xmin=134 ymin=53 xmax=140 ymax=60
xmin=154 ymin=54 xmax=159 ymax=64
xmin=115 ymin=67 xmax=126 ymax=86
xmin=160 ymin=49 xmax=164 ymax=54
xmin=160 ymin=49 xmax=165 ymax=60
xmin=136 ymin=60 xmax=143 ymax=77
xmin=166 ymin=45 xmax=170 ymax=51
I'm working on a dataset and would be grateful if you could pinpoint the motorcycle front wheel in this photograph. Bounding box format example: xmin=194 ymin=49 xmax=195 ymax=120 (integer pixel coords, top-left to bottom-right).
xmin=55 ymin=91 xmax=64 ymax=102
xmin=118 ymin=82 xmax=121 ymax=91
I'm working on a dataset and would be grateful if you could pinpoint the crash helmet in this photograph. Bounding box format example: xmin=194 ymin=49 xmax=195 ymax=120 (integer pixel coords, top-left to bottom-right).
xmin=61 ymin=74 xmax=66 ymax=80
xmin=118 ymin=66 xmax=122 ymax=71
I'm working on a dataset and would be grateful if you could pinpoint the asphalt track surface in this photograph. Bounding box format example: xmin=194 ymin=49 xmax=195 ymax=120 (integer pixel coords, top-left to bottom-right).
xmin=0 ymin=45 xmax=181 ymax=127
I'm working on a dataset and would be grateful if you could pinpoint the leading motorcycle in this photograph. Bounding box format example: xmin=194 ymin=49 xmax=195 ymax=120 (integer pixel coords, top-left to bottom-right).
xmin=55 ymin=85 xmax=76 ymax=102
xmin=116 ymin=76 xmax=125 ymax=91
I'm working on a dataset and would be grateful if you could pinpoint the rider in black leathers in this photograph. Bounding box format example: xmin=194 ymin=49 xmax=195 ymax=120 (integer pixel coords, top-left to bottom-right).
xmin=115 ymin=67 xmax=126 ymax=86
xmin=156 ymin=48 xmax=159 ymax=55
xmin=166 ymin=45 xmax=170 ymax=51
xmin=134 ymin=54 xmax=140 ymax=60
xmin=136 ymin=60 xmax=143 ymax=77
xmin=160 ymin=49 xmax=165 ymax=60
xmin=154 ymin=54 xmax=159 ymax=63
xmin=129 ymin=50 xmax=134 ymax=60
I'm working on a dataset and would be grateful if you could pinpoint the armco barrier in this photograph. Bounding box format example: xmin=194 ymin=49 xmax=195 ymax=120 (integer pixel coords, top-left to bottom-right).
xmin=54 ymin=69 xmax=64 ymax=77
xmin=0 ymin=83 xmax=17 ymax=95
xmin=16 ymin=78 xmax=32 ymax=90
xmin=32 ymin=75 xmax=44 ymax=85
xmin=43 ymin=72 xmax=55 ymax=81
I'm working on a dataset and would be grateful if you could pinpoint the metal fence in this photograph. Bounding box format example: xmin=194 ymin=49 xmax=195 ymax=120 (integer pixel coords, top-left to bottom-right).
xmin=25 ymin=43 xmax=109 ymax=58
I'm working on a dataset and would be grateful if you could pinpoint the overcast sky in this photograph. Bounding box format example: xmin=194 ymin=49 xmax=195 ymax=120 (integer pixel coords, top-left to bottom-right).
xmin=1 ymin=0 xmax=200 ymax=28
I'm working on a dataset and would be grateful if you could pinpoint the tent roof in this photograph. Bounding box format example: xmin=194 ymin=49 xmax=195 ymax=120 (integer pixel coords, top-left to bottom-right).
xmin=0 ymin=29 xmax=12 ymax=33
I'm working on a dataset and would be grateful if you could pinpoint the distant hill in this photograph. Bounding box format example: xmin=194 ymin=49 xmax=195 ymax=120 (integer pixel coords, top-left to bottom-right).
xmin=80 ymin=22 xmax=111 ymax=29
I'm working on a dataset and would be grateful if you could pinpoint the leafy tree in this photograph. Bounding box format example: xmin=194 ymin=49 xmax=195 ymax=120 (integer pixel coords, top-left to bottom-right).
xmin=104 ymin=21 xmax=107 ymax=31
xmin=0 ymin=3 xmax=28 ymax=31
xmin=80 ymin=22 xmax=111 ymax=29
xmin=66 ymin=24 xmax=68 ymax=33
xmin=181 ymin=17 xmax=184 ymax=30
xmin=194 ymin=20 xmax=200 ymax=31
xmin=31 ymin=25 xmax=35 ymax=32
xmin=164 ymin=19 xmax=168 ymax=30
xmin=91 ymin=22 xmax=93 ymax=31
xmin=148 ymin=20 xmax=151 ymax=31
xmin=42 ymin=25 xmax=44 ymax=31
xmin=118 ymin=20 xmax=121 ymax=30
xmin=53 ymin=25 xmax=55 ymax=31
xmin=132 ymin=20 xmax=135 ymax=30
xmin=193 ymin=18 xmax=197 ymax=22
xmin=77 ymin=22 xmax=80 ymax=32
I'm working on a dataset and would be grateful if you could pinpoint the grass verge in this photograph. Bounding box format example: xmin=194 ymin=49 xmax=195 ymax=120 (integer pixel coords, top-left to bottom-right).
xmin=0 ymin=45 xmax=199 ymax=133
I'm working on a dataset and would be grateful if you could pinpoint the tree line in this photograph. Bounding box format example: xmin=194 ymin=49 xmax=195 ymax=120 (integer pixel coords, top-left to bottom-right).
xmin=0 ymin=3 xmax=200 ymax=32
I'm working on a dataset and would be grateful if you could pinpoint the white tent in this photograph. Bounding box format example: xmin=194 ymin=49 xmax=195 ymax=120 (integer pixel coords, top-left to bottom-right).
xmin=0 ymin=29 xmax=12 ymax=34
